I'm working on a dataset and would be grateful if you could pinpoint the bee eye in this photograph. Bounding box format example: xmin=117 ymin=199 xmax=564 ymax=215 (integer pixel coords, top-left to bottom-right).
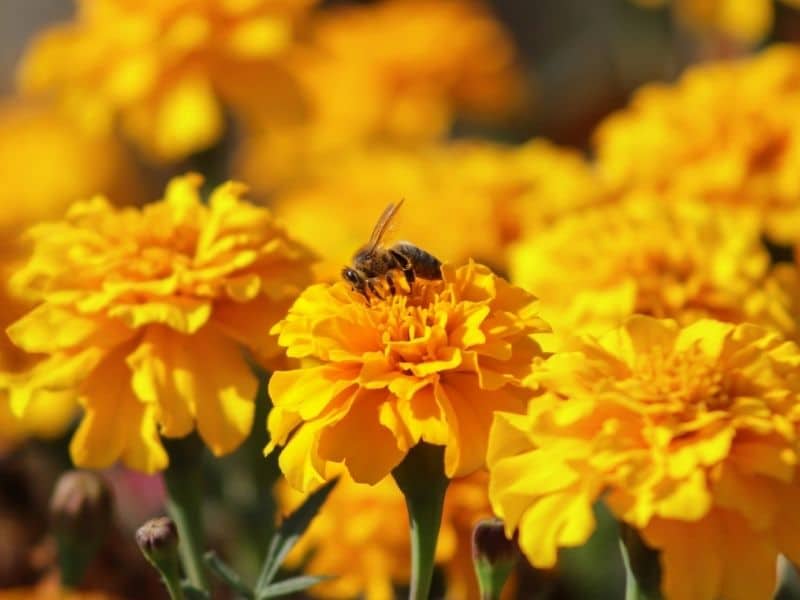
xmin=342 ymin=268 xmax=360 ymax=285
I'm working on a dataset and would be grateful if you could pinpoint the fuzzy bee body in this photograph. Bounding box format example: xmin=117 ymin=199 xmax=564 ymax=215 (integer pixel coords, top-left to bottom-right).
xmin=342 ymin=201 xmax=443 ymax=299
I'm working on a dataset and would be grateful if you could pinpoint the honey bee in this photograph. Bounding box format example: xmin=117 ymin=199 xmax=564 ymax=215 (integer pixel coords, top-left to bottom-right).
xmin=342 ymin=199 xmax=442 ymax=299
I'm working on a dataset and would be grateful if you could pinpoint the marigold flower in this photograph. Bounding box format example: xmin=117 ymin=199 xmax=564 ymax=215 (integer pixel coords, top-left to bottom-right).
xmin=240 ymin=140 xmax=598 ymax=278
xmin=235 ymin=0 xmax=527 ymax=186
xmin=266 ymin=261 xmax=549 ymax=492
xmin=5 ymin=175 xmax=316 ymax=472
xmin=594 ymin=45 xmax=800 ymax=242
xmin=278 ymin=470 xmax=499 ymax=600
xmin=488 ymin=316 xmax=800 ymax=600
xmin=0 ymin=99 xmax=140 ymax=452
xmin=18 ymin=0 xmax=317 ymax=161
xmin=509 ymin=195 xmax=770 ymax=340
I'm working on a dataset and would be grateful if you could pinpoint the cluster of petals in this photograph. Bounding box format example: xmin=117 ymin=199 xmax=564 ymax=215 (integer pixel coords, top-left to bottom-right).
xmin=242 ymin=139 xmax=599 ymax=277
xmin=4 ymin=174 xmax=316 ymax=472
xmin=18 ymin=0 xmax=317 ymax=161
xmin=234 ymin=0 xmax=526 ymax=186
xmin=488 ymin=315 xmax=800 ymax=600
xmin=279 ymin=470 xmax=495 ymax=600
xmin=509 ymin=195 xmax=771 ymax=340
xmin=594 ymin=45 xmax=800 ymax=241
xmin=266 ymin=261 xmax=549 ymax=492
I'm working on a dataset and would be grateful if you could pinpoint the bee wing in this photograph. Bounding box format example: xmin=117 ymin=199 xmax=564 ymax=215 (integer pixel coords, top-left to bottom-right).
xmin=366 ymin=199 xmax=404 ymax=252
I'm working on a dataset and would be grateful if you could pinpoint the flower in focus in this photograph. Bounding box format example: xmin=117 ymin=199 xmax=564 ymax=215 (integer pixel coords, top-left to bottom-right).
xmin=630 ymin=0 xmax=800 ymax=43
xmin=236 ymin=0 xmax=528 ymax=186
xmin=509 ymin=195 xmax=770 ymax=341
xmin=5 ymin=174 xmax=316 ymax=472
xmin=278 ymin=470 xmax=499 ymax=600
xmin=266 ymin=261 xmax=549 ymax=492
xmin=488 ymin=316 xmax=800 ymax=600
xmin=594 ymin=45 xmax=800 ymax=242
xmin=18 ymin=0 xmax=317 ymax=161
xmin=240 ymin=140 xmax=599 ymax=278
xmin=0 ymin=99 xmax=141 ymax=453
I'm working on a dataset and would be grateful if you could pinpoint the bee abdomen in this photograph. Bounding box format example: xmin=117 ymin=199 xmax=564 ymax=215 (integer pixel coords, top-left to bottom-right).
xmin=392 ymin=242 xmax=442 ymax=280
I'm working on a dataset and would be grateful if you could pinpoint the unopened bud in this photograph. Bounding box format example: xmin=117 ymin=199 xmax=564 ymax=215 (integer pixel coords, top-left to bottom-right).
xmin=49 ymin=470 xmax=114 ymax=587
xmin=136 ymin=517 xmax=179 ymax=562
xmin=472 ymin=519 xmax=519 ymax=600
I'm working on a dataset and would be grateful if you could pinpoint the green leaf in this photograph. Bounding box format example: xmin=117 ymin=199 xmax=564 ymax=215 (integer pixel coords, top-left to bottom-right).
xmin=181 ymin=582 xmax=210 ymax=600
xmin=254 ymin=478 xmax=338 ymax=592
xmin=257 ymin=575 xmax=333 ymax=599
xmin=204 ymin=551 xmax=254 ymax=599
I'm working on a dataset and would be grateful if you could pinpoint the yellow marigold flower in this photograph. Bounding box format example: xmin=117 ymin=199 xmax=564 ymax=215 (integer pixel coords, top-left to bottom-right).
xmin=488 ymin=316 xmax=800 ymax=600
xmin=235 ymin=0 xmax=527 ymax=186
xmin=0 ymin=99 xmax=140 ymax=452
xmin=266 ymin=261 xmax=549 ymax=492
xmin=239 ymin=140 xmax=598 ymax=278
xmin=18 ymin=0 xmax=316 ymax=161
xmin=509 ymin=195 xmax=770 ymax=340
xmin=5 ymin=174 xmax=316 ymax=472
xmin=629 ymin=0 xmax=780 ymax=43
xmin=594 ymin=45 xmax=800 ymax=242
xmin=278 ymin=470 xmax=498 ymax=600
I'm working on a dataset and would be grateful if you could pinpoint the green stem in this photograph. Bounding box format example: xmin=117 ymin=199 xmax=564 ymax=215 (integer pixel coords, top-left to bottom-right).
xmin=392 ymin=444 xmax=449 ymax=600
xmin=164 ymin=436 xmax=209 ymax=592
xmin=619 ymin=524 xmax=662 ymax=600
xmin=56 ymin=533 xmax=100 ymax=589
xmin=158 ymin=557 xmax=186 ymax=600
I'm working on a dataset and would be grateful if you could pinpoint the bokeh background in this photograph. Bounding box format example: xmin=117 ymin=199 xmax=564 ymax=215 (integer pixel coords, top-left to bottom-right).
xmin=4 ymin=1 xmax=800 ymax=599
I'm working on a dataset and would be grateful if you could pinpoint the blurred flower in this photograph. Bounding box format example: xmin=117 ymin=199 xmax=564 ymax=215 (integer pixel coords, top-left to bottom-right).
xmin=0 ymin=99 xmax=141 ymax=454
xmin=509 ymin=195 xmax=770 ymax=341
xmin=630 ymin=0 xmax=800 ymax=44
xmin=266 ymin=261 xmax=549 ymax=492
xmin=278 ymin=470 xmax=498 ymax=600
xmin=488 ymin=316 xmax=800 ymax=600
xmin=0 ymin=583 xmax=120 ymax=600
xmin=18 ymin=0 xmax=317 ymax=161
xmin=236 ymin=0 xmax=527 ymax=186
xmin=5 ymin=175 xmax=316 ymax=472
xmin=594 ymin=45 xmax=800 ymax=242
xmin=241 ymin=140 xmax=598 ymax=278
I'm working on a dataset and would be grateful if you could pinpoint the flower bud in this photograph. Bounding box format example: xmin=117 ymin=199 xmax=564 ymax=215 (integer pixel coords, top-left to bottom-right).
xmin=472 ymin=518 xmax=519 ymax=600
xmin=136 ymin=517 xmax=179 ymax=565
xmin=49 ymin=470 xmax=114 ymax=587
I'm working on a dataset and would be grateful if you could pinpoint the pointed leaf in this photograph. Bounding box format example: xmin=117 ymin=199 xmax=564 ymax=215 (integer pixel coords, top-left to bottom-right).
xmin=257 ymin=575 xmax=333 ymax=599
xmin=255 ymin=478 xmax=338 ymax=591
xmin=204 ymin=551 xmax=254 ymax=599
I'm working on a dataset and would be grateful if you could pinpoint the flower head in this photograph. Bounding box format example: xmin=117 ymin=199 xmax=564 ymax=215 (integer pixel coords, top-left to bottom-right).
xmin=5 ymin=174 xmax=316 ymax=472
xmin=509 ymin=196 xmax=770 ymax=340
xmin=488 ymin=316 xmax=800 ymax=600
xmin=594 ymin=45 xmax=800 ymax=242
xmin=18 ymin=0 xmax=317 ymax=161
xmin=278 ymin=470 xmax=497 ymax=600
xmin=267 ymin=261 xmax=549 ymax=491
xmin=235 ymin=0 xmax=527 ymax=186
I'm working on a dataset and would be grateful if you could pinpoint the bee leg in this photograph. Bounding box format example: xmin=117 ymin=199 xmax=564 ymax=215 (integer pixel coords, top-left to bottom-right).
xmin=367 ymin=279 xmax=383 ymax=300
xmin=386 ymin=273 xmax=397 ymax=296
xmin=390 ymin=249 xmax=416 ymax=286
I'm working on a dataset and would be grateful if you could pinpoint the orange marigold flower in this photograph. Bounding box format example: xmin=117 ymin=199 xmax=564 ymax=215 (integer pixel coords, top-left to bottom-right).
xmin=235 ymin=0 xmax=527 ymax=186
xmin=509 ymin=196 xmax=770 ymax=340
xmin=18 ymin=0 xmax=317 ymax=161
xmin=488 ymin=316 xmax=800 ymax=600
xmin=266 ymin=261 xmax=549 ymax=492
xmin=239 ymin=140 xmax=599 ymax=278
xmin=4 ymin=174 xmax=315 ymax=472
xmin=594 ymin=45 xmax=800 ymax=242
xmin=278 ymin=470 xmax=500 ymax=600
